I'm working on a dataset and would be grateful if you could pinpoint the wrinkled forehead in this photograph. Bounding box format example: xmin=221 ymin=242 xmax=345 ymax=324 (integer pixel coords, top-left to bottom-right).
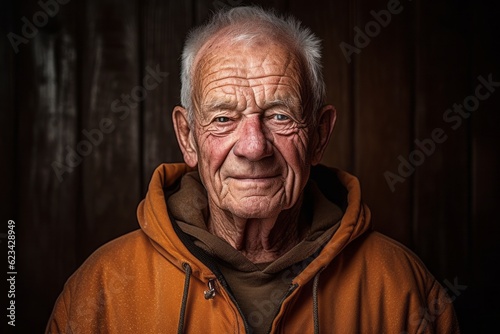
xmin=192 ymin=26 xmax=307 ymax=96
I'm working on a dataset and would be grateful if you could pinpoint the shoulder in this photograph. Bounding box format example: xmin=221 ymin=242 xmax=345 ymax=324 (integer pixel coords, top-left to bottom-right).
xmin=359 ymin=232 xmax=427 ymax=263
xmin=63 ymin=229 xmax=164 ymax=296
xmin=308 ymin=233 xmax=460 ymax=334
xmin=350 ymin=232 xmax=460 ymax=332
xmin=77 ymin=230 xmax=151 ymax=271
xmin=361 ymin=232 xmax=431 ymax=275
xmin=47 ymin=229 xmax=193 ymax=332
xmin=332 ymin=231 xmax=436 ymax=295
xmin=47 ymin=230 xmax=154 ymax=332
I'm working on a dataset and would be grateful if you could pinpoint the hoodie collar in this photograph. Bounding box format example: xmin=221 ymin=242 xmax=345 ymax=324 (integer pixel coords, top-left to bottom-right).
xmin=137 ymin=163 xmax=372 ymax=284
xmin=166 ymin=170 xmax=344 ymax=274
xmin=292 ymin=165 xmax=372 ymax=285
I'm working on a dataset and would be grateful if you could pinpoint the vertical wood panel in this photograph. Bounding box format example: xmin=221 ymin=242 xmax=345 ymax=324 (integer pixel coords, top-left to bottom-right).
xmin=288 ymin=0 xmax=353 ymax=171
xmin=413 ymin=0 xmax=470 ymax=301
xmin=470 ymin=0 xmax=500 ymax=330
xmin=1 ymin=3 xmax=17 ymax=333
xmin=354 ymin=0 xmax=415 ymax=245
xmin=0 ymin=0 xmax=15 ymax=221
xmin=15 ymin=0 xmax=79 ymax=332
xmin=79 ymin=0 xmax=140 ymax=260
xmin=141 ymin=0 xmax=192 ymax=190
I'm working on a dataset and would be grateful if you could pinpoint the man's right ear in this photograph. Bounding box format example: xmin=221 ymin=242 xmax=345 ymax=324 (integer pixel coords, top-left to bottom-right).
xmin=172 ymin=106 xmax=198 ymax=167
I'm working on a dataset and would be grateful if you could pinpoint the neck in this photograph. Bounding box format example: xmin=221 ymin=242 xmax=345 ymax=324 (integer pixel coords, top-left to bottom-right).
xmin=207 ymin=198 xmax=304 ymax=263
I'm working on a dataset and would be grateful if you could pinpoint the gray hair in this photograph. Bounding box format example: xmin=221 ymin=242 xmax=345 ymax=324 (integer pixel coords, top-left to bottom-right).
xmin=180 ymin=6 xmax=326 ymax=125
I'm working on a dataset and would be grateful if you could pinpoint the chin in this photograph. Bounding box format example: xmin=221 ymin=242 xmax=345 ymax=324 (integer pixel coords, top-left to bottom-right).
xmin=226 ymin=198 xmax=283 ymax=220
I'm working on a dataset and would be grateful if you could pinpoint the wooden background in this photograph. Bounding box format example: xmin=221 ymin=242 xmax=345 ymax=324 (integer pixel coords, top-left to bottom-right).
xmin=1 ymin=0 xmax=499 ymax=332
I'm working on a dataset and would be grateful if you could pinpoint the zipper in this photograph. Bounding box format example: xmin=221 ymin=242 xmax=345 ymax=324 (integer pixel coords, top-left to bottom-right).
xmin=204 ymin=279 xmax=216 ymax=299
xmin=215 ymin=275 xmax=251 ymax=333
xmin=266 ymin=283 xmax=299 ymax=334
xmin=169 ymin=216 xmax=251 ymax=332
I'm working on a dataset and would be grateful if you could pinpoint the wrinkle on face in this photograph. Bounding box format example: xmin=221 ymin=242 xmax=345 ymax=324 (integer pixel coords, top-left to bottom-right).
xmin=190 ymin=30 xmax=314 ymax=241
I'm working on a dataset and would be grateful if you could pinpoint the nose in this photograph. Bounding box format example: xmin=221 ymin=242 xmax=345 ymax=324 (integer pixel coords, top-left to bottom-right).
xmin=233 ymin=116 xmax=273 ymax=161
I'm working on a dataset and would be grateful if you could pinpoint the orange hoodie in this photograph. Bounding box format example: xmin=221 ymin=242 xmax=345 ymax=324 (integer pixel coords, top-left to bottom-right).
xmin=46 ymin=163 xmax=459 ymax=333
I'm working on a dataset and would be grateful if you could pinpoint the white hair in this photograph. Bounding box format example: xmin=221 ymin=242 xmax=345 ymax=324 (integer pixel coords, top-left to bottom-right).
xmin=180 ymin=6 xmax=326 ymax=125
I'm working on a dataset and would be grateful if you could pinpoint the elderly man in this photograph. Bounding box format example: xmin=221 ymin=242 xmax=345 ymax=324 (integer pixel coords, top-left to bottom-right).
xmin=47 ymin=6 xmax=459 ymax=334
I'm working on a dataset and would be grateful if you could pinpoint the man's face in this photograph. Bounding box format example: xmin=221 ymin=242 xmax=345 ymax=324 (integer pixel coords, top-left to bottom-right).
xmin=187 ymin=37 xmax=317 ymax=219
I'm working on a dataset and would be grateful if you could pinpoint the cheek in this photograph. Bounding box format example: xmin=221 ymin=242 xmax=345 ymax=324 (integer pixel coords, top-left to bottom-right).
xmin=273 ymin=131 xmax=310 ymax=169
xmin=272 ymin=133 xmax=311 ymax=208
xmin=197 ymin=132 xmax=234 ymax=171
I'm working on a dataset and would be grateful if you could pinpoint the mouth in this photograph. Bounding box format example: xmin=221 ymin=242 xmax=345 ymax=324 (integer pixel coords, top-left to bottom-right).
xmin=228 ymin=175 xmax=282 ymax=186
xmin=230 ymin=175 xmax=280 ymax=180
xmin=225 ymin=174 xmax=283 ymax=193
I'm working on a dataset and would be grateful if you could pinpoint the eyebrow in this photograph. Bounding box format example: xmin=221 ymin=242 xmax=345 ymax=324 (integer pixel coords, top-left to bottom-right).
xmin=262 ymin=98 xmax=297 ymax=110
xmin=202 ymin=97 xmax=301 ymax=113
xmin=202 ymin=101 xmax=238 ymax=112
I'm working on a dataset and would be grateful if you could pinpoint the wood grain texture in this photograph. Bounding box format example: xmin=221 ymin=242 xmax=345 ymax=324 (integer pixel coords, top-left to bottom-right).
xmin=1 ymin=4 xmax=18 ymax=332
xmin=469 ymin=0 xmax=500 ymax=330
xmin=141 ymin=0 xmax=191 ymax=192
xmin=78 ymin=0 xmax=141 ymax=260
xmin=14 ymin=0 xmax=79 ymax=332
xmin=413 ymin=0 xmax=470 ymax=287
xmin=354 ymin=0 xmax=414 ymax=246
xmin=0 ymin=0 xmax=16 ymax=220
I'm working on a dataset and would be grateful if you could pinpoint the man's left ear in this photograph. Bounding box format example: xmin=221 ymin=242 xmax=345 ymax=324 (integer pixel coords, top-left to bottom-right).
xmin=311 ymin=105 xmax=337 ymax=165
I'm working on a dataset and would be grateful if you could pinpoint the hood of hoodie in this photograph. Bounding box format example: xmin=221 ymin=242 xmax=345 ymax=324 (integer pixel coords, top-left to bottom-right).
xmin=137 ymin=163 xmax=371 ymax=286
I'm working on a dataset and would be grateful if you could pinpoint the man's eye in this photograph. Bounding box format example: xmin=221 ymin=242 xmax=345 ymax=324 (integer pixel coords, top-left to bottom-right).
xmin=214 ymin=117 xmax=230 ymax=123
xmin=274 ymin=114 xmax=289 ymax=121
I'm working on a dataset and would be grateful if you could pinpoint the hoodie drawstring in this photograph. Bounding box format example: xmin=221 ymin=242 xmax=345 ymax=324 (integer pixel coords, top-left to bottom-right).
xmin=178 ymin=262 xmax=192 ymax=334
xmin=178 ymin=262 xmax=325 ymax=333
xmin=312 ymin=268 xmax=325 ymax=334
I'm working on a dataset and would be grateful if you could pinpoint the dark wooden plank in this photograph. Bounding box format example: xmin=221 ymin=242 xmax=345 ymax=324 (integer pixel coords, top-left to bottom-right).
xmin=0 ymin=0 xmax=16 ymax=220
xmin=412 ymin=0 xmax=470 ymax=299
xmin=412 ymin=1 xmax=473 ymax=328
xmin=469 ymin=0 xmax=500 ymax=330
xmin=354 ymin=0 xmax=415 ymax=246
xmin=141 ymin=0 xmax=192 ymax=191
xmin=288 ymin=0 xmax=354 ymax=171
xmin=78 ymin=0 xmax=141 ymax=260
xmin=13 ymin=0 xmax=79 ymax=332
xmin=1 ymin=2 xmax=18 ymax=331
